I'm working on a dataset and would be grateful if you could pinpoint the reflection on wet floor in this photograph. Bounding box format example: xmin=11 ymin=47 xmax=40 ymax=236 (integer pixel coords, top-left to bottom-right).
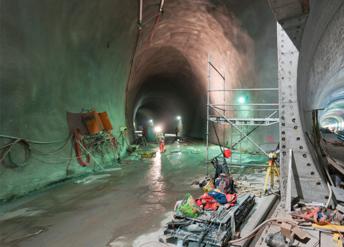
xmin=0 ymin=141 xmax=268 ymax=247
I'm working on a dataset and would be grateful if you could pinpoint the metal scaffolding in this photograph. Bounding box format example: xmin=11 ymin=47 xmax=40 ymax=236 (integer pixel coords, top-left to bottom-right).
xmin=205 ymin=56 xmax=279 ymax=169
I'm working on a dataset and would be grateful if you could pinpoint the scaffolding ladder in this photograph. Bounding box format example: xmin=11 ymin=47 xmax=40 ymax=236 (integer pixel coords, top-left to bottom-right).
xmin=205 ymin=56 xmax=279 ymax=173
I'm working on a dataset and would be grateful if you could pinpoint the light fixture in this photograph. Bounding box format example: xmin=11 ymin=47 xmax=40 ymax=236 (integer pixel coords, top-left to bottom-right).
xmin=238 ymin=96 xmax=246 ymax=104
xmin=176 ymin=116 xmax=181 ymax=120
xmin=154 ymin=126 xmax=162 ymax=133
xmin=149 ymin=119 xmax=153 ymax=124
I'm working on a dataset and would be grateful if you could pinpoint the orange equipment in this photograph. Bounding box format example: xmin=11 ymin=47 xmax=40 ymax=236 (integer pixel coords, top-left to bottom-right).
xmin=73 ymin=129 xmax=90 ymax=166
xmin=98 ymin=112 xmax=113 ymax=131
xmin=223 ymin=149 xmax=231 ymax=158
xmin=83 ymin=111 xmax=104 ymax=135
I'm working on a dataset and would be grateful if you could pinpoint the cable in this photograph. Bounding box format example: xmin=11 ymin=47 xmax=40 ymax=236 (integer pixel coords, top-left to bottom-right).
xmin=227 ymin=218 xmax=298 ymax=244
xmin=30 ymin=134 xmax=72 ymax=155
xmin=0 ymin=139 xmax=31 ymax=168
xmin=0 ymin=139 xmax=21 ymax=163
xmin=0 ymin=134 xmax=67 ymax=144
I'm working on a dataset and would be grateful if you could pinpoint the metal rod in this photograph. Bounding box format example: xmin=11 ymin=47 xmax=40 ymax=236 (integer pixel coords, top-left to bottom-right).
xmin=211 ymin=105 xmax=226 ymax=112
xmin=231 ymin=126 xmax=259 ymax=149
xmin=208 ymin=88 xmax=278 ymax=92
xmin=139 ymin=0 xmax=143 ymax=26
xmin=285 ymin=149 xmax=293 ymax=213
xmin=210 ymin=103 xmax=279 ymax=106
xmin=229 ymin=111 xmax=276 ymax=148
xmin=267 ymin=111 xmax=278 ymax=118
xmin=206 ymin=54 xmax=210 ymax=175
xmin=208 ymin=61 xmax=225 ymax=80
xmin=211 ymin=109 xmax=279 ymax=112
xmin=159 ymin=0 xmax=165 ymax=12
xmin=223 ymin=71 xmax=226 ymax=143
xmin=211 ymin=107 xmax=269 ymax=156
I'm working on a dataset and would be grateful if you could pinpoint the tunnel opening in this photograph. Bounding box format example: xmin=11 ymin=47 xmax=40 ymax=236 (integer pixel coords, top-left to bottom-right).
xmin=133 ymin=74 xmax=204 ymax=140
xmin=127 ymin=46 xmax=206 ymax=141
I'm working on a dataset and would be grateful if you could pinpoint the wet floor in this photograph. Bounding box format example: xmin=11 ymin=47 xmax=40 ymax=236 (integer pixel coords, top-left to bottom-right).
xmin=0 ymin=141 xmax=267 ymax=247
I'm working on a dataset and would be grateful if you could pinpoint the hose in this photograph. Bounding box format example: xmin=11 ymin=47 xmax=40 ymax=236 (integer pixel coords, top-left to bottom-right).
xmin=30 ymin=134 xmax=72 ymax=155
xmin=0 ymin=139 xmax=31 ymax=168
xmin=73 ymin=130 xmax=90 ymax=167
xmin=0 ymin=134 xmax=72 ymax=168
xmin=0 ymin=134 xmax=67 ymax=144
xmin=227 ymin=217 xmax=298 ymax=244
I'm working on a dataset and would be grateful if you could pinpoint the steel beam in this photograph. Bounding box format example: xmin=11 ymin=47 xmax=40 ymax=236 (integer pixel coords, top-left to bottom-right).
xmin=277 ymin=23 xmax=328 ymax=204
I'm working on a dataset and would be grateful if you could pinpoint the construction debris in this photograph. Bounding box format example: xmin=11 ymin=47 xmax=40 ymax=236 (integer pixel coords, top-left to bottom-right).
xmin=163 ymin=155 xmax=258 ymax=246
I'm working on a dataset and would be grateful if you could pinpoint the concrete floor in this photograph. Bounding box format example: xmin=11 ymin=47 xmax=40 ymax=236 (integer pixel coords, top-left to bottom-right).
xmin=0 ymin=142 xmax=204 ymax=247
xmin=0 ymin=141 xmax=267 ymax=247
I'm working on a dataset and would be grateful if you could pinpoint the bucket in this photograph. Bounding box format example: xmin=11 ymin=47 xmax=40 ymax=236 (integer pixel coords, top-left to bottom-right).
xmin=98 ymin=112 xmax=113 ymax=131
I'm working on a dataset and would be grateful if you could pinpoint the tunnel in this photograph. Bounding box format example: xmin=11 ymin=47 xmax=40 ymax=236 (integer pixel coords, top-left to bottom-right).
xmin=0 ymin=0 xmax=344 ymax=246
xmin=128 ymin=47 xmax=206 ymax=139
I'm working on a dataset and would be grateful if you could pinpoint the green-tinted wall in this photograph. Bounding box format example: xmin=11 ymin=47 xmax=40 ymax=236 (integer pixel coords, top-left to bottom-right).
xmin=0 ymin=0 xmax=138 ymax=201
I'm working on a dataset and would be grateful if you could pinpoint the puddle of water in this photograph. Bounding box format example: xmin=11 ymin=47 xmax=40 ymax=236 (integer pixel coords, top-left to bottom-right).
xmin=74 ymin=174 xmax=111 ymax=184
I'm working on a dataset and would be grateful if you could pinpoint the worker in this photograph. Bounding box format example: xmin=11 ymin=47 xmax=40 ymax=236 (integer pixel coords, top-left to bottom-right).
xmin=158 ymin=133 xmax=165 ymax=153
xmin=141 ymin=126 xmax=147 ymax=146
xmin=175 ymin=127 xmax=179 ymax=141
xmin=215 ymin=173 xmax=236 ymax=194
xmin=211 ymin=157 xmax=229 ymax=178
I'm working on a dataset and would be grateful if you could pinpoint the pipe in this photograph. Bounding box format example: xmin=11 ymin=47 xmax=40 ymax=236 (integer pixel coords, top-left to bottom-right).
xmin=325 ymin=182 xmax=332 ymax=208
xmin=138 ymin=0 xmax=143 ymax=28
xmin=159 ymin=0 xmax=165 ymax=12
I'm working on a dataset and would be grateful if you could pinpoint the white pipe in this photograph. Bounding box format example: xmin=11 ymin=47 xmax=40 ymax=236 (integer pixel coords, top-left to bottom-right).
xmin=325 ymin=182 xmax=332 ymax=208
xmin=139 ymin=0 xmax=143 ymax=26
xmin=159 ymin=0 xmax=165 ymax=12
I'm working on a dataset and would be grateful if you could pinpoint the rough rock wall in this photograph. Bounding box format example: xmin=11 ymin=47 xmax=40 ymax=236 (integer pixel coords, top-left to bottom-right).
xmin=0 ymin=0 xmax=138 ymax=201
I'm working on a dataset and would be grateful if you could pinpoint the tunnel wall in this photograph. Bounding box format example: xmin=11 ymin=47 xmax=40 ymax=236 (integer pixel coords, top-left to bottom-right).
xmin=0 ymin=0 xmax=138 ymax=201
xmin=298 ymin=0 xmax=344 ymax=137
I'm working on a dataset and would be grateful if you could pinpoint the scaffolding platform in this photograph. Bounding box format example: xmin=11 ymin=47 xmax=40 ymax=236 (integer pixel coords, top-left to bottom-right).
xmin=209 ymin=116 xmax=279 ymax=126
xmin=205 ymin=55 xmax=280 ymax=162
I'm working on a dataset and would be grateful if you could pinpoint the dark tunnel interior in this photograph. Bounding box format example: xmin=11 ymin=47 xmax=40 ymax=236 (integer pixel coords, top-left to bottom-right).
xmin=133 ymin=74 xmax=204 ymax=136
xmin=129 ymin=48 xmax=206 ymax=139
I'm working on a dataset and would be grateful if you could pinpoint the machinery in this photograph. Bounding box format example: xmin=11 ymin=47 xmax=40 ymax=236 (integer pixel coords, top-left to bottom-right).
xmin=164 ymin=194 xmax=255 ymax=246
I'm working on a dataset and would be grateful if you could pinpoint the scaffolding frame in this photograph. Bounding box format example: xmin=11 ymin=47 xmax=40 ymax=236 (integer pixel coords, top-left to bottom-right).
xmin=205 ymin=56 xmax=279 ymax=171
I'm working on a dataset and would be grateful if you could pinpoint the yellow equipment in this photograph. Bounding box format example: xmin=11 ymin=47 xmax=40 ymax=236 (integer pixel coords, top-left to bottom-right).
xmin=332 ymin=233 xmax=344 ymax=247
xmin=139 ymin=151 xmax=156 ymax=159
xmin=264 ymin=152 xmax=280 ymax=193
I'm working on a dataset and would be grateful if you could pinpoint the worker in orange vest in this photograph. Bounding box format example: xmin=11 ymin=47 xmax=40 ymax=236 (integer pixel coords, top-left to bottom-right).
xmin=159 ymin=134 xmax=165 ymax=153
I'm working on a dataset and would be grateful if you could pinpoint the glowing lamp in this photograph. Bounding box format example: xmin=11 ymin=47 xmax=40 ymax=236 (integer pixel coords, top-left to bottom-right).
xmin=154 ymin=126 xmax=162 ymax=133
xmin=238 ymin=96 xmax=246 ymax=104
